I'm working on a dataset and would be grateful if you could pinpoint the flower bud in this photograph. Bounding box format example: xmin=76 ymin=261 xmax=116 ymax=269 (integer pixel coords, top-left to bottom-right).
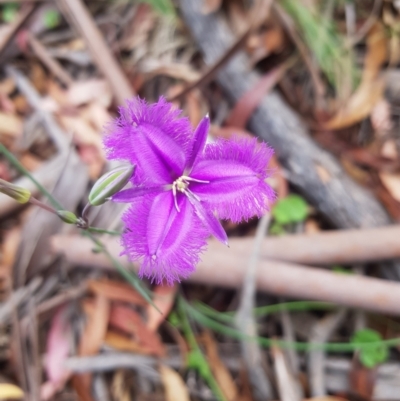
xmin=0 ymin=178 xmax=31 ymax=204
xmin=57 ymin=210 xmax=78 ymax=224
xmin=88 ymin=165 xmax=134 ymax=206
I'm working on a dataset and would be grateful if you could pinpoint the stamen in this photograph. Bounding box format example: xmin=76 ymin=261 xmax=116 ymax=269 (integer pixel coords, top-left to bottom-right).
xmin=181 ymin=175 xmax=209 ymax=184
xmin=171 ymin=175 xmax=209 ymax=212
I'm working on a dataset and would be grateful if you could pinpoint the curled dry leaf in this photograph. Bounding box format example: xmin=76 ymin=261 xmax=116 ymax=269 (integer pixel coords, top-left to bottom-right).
xmin=324 ymin=23 xmax=388 ymax=130
xmin=88 ymin=279 xmax=147 ymax=306
xmin=79 ymin=294 xmax=110 ymax=356
xmin=146 ymin=283 xmax=177 ymax=333
xmin=160 ymin=365 xmax=190 ymax=401
xmin=41 ymin=305 xmax=72 ymax=400
xmin=109 ymin=304 xmax=165 ymax=357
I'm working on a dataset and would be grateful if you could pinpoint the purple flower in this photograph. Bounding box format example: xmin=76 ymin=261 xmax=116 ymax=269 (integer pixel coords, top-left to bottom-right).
xmin=104 ymin=97 xmax=275 ymax=284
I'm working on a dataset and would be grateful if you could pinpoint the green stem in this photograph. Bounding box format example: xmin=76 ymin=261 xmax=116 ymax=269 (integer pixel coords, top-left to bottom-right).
xmin=184 ymin=300 xmax=400 ymax=353
xmin=0 ymin=144 xmax=63 ymax=210
xmin=178 ymin=297 xmax=227 ymax=401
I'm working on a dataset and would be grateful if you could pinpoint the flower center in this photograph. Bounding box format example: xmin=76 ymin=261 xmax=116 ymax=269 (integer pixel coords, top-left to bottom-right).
xmin=171 ymin=175 xmax=209 ymax=212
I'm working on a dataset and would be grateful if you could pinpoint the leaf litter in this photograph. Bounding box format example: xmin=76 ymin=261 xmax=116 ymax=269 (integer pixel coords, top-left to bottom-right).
xmin=0 ymin=0 xmax=400 ymax=400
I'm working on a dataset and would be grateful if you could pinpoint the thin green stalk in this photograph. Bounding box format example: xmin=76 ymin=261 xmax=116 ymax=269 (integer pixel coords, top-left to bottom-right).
xmin=177 ymin=297 xmax=226 ymax=401
xmin=184 ymin=300 xmax=400 ymax=353
xmin=86 ymin=227 xmax=122 ymax=236
xmin=84 ymin=231 xmax=160 ymax=312
xmin=0 ymin=144 xmax=63 ymax=210
xmin=195 ymin=300 xmax=336 ymax=324
xmin=0 ymin=144 xmax=159 ymax=312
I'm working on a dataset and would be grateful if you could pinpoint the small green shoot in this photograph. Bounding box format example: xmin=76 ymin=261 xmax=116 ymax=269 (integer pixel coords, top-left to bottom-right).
xmin=271 ymin=194 xmax=308 ymax=225
xmin=140 ymin=0 xmax=175 ymax=16
xmin=3 ymin=3 xmax=18 ymax=23
xmin=43 ymin=9 xmax=60 ymax=29
xmin=351 ymin=329 xmax=389 ymax=368
xmin=332 ymin=265 xmax=354 ymax=275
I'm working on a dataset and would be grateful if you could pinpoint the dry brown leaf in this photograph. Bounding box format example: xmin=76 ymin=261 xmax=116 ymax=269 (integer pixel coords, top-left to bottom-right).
xmin=160 ymin=365 xmax=190 ymax=401
xmin=324 ymin=23 xmax=387 ymax=130
xmin=0 ymin=112 xmax=22 ymax=137
xmin=363 ymin=23 xmax=388 ymax=82
xmin=146 ymin=283 xmax=177 ymax=333
xmin=324 ymin=78 xmax=385 ymax=129
xmin=271 ymin=344 xmax=303 ymax=401
xmin=201 ymin=331 xmax=238 ymax=401
xmin=105 ymin=331 xmax=151 ymax=354
xmin=379 ymin=172 xmax=400 ymax=202
xmin=202 ymin=0 xmax=222 ymax=14
xmin=79 ymin=294 xmax=110 ymax=356
xmin=66 ymin=79 xmax=112 ymax=107
xmin=88 ymin=279 xmax=147 ymax=306
xmin=80 ymin=102 xmax=112 ymax=132
xmin=109 ymin=304 xmax=165 ymax=356
xmin=225 ymin=62 xmax=289 ymax=129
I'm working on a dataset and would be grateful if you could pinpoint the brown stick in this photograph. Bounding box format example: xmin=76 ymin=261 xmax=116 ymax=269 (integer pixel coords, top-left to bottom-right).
xmin=51 ymin=234 xmax=400 ymax=316
xmin=230 ymin=225 xmax=400 ymax=266
xmin=26 ymin=32 xmax=74 ymax=87
xmin=57 ymin=0 xmax=134 ymax=105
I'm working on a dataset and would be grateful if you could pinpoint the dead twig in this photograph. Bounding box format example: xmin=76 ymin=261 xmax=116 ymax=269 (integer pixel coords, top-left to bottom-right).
xmin=57 ymin=0 xmax=134 ymax=105
xmin=308 ymin=309 xmax=347 ymax=397
xmin=26 ymin=32 xmax=74 ymax=87
xmin=235 ymin=214 xmax=273 ymax=400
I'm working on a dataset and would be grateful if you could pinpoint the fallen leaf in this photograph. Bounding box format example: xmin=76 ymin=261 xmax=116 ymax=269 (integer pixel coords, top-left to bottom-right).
xmin=105 ymin=331 xmax=157 ymax=354
xmin=146 ymin=283 xmax=177 ymax=332
xmin=66 ymin=79 xmax=112 ymax=107
xmin=109 ymin=304 xmax=165 ymax=357
xmin=0 ymin=112 xmax=22 ymax=137
xmin=324 ymin=78 xmax=384 ymax=129
xmin=201 ymin=331 xmax=238 ymax=401
xmin=225 ymin=62 xmax=290 ymax=129
xmin=160 ymin=365 xmax=190 ymax=401
xmin=381 ymin=140 xmax=398 ymax=160
xmin=0 ymin=383 xmax=24 ymax=399
xmin=209 ymin=125 xmax=253 ymax=140
xmin=41 ymin=306 xmax=73 ymax=400
xmin=271 ymin=344 xmax=303 ymax=401
xmin=379 ymin=172 xmax=400 ymax=202
xmin=79 ymin=294 xmax=110 ymax=356
xmin=324 ymin=23 xmax=387 ymax=129
xmin=88 ymin=279 xmax=147 ymax=306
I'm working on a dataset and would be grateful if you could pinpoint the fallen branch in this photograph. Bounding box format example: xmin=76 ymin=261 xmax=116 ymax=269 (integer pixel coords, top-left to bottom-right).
xmin=229 ymin=225 xmax=400 ymax=266
xmin=52 ymin=234 xmax=400 ymax=316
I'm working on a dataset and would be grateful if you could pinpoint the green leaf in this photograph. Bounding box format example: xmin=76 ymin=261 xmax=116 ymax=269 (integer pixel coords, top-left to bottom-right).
xmin=269 ymin=221 xmax=285 ymax=236
xmin=351 ymin=329 xmax=389 ymax=368
xmin=187 ymin=349 xmax=212 ymax=380
xmin=3 ymin=4 xmax=18 ymax=23
xmin=332 ymin=265 xmax=354 ymax=275
xmin=43 ymin=9 xmax=60 ymax=29
xmin=271 ymin=194 xmax=308 ymax=225
xmin=140 ymin=0 xmax=175 ymax=16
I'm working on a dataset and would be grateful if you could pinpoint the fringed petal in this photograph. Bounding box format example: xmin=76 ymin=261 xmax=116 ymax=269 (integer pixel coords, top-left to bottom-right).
xmin=104 ymin=97 xmax=192 ymax=184
xmin=185 ymin=116 xmax=209 ymax=172
xmin=186 ymin=192 xmax=228 ymax=245
xmin=190 ymin=136 xmax=275 ymax=222
xmin=121 ymin=192 xmax=209 ymax=285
